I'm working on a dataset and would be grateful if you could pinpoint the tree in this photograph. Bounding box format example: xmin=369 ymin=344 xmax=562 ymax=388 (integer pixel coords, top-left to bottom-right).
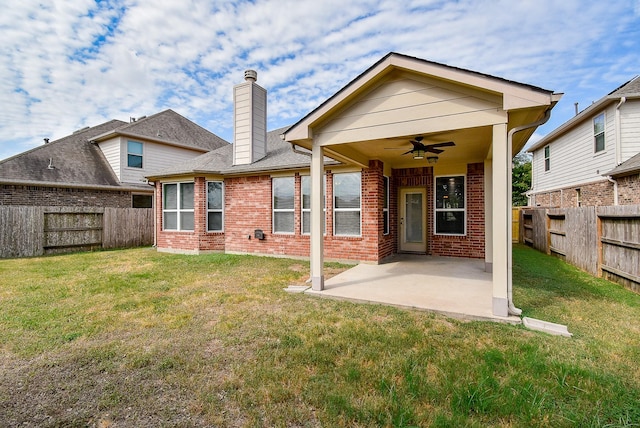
xmin=512 ymin=152 xmax=532 ymax=206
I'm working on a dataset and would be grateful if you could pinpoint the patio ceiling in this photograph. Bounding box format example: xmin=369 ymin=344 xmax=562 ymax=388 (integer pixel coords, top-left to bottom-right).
xmin=334 ymin=126 xmax=493 ymax=169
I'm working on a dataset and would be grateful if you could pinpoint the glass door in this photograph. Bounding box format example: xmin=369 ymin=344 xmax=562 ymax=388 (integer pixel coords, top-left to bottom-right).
xmin=399 ymin=188 xmax=427 ymax=253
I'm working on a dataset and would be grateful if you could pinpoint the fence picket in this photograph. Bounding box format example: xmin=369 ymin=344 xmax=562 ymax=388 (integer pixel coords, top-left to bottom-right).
xmin=0 ymin=206 xmax=153 ymax=258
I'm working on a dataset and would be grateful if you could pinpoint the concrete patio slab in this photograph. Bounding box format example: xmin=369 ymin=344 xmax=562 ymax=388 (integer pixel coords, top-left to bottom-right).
xmin=305 ymin=254 xmax=521 ymax=324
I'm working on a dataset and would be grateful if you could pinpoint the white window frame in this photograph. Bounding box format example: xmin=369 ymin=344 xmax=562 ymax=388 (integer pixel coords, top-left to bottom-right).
xmin=333 ymin=172 xmax=362 ymax=237
xmin=301 ymin=175 xmax=326 ymax=235
xmin=383 ymin=176 xmax=390 ymax=235
xmin=206 ymin=181 xmax=224 ymax=232
xmin=434 ymin=175 xmax=466 ymax=236
xmin=127 ymin=140 xmax=144 ymax=169
xmin=594 ymin=113 xmax=605 ymax=153
xmin=544 ymin=145 xmax=550 ymax=172
xmin=272 ymin=176 xmax=295 ymax=234
xmin=162 ymin=182 xmax=194 ymax=231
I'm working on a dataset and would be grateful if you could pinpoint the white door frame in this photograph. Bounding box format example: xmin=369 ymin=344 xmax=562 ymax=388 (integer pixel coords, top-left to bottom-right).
xmin=398 ymin=187 xmax=427 ymax=253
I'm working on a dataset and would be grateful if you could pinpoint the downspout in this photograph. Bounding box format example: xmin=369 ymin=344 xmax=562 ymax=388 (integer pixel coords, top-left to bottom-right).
xmin=604 ymin=97 xmax=626 ymax=207
xmin=507 ymin=108 xmax=552 ymax=316
xmin=615 ymin=97 xmax=626 ymax=166
xmin=606 ymin=176 xmax=619 ymax=206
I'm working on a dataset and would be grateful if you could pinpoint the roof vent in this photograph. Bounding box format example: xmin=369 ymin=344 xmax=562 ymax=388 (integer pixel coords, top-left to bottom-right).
xmin=44 ymin=138 xmax=50 ymax=144
xmin=47 ymin=158 xmax=54 ymax=170
xmin=244 ymin=69 xmax=257 ymax=82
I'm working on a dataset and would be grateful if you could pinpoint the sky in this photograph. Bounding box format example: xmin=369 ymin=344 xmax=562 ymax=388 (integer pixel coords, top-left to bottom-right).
xmin=1 ymin=0 xmax=639 ymax=161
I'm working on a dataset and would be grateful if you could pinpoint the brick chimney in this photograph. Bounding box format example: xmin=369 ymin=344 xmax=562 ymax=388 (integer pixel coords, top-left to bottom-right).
xmin=233 ymin=69 xmax=267 ymax=165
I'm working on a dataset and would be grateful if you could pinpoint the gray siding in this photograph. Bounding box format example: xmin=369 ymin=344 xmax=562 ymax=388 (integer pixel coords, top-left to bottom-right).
xmin=532 ymin=104 xmax=617 ymax=192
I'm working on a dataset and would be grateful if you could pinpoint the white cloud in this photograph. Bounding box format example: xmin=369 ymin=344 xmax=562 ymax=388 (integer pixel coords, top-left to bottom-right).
xmin=0 ymin=0 xmax=639 ymax=160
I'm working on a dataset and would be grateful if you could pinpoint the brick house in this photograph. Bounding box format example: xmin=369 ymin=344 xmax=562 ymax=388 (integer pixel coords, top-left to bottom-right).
xmin=527 ymin=76 xmax=640 ymax=207
xmin=0 ymin=110 xmax=228 ymax=207
xmin=148 ymin=53 xmax=561 ymax=317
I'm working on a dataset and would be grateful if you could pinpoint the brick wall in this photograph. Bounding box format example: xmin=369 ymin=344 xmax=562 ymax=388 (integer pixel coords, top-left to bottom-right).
xmin=154 ymin=161 xmax=488 ymax=261
xmin=0 ymin=184 xmax=133 ymax=207
xmin=531 ymin=179 xmax=616 ymax=207
xmin=617 ymin=174 xmax=640 ymax=205
xmin=155 ymin=162 xmax=392 ymax=262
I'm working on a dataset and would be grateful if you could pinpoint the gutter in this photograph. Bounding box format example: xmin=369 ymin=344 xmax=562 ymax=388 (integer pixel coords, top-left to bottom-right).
xmin=0 ymin=178 xmax=153 ymax=192
xmin=507 ymin=108 xmax=553 ymax=316
xmin=290 ymin=143 xmax=313 ymax=157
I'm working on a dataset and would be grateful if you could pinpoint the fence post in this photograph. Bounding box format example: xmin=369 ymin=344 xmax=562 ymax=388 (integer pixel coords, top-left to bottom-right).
xmin=596 ymin=208 xmax=603 ymax=278
xmin=545 ymin=209 xmax=551 ymax=255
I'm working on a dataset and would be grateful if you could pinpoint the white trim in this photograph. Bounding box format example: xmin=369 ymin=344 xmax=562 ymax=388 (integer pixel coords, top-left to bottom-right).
xmin=333 ymin=171 xmax=362 ymax=237
xmin=272 ymin=176 xmax=295 ymax=234
xmin=206 ymin=180 xmax=224 ymax=232
xmin=383 ymin=175 xmax=390 ymax=235
xmin=162 ymin=181 xmax=195 ymax=231
xmin=126 ymin=140 xmax=144 ymax=169
xmin=434 ymin=174 xmax=467 ymax=236
xmin=593 ymin=112 xmax=606 ymax=153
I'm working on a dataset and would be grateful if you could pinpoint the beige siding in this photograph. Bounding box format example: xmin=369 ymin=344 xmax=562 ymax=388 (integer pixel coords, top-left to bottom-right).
xmin=620 ymin=100 xmax=640 ymax=162
xmin=252 ymin=85 xmax=267 ymax=161
xmin=98 ymin=137 xmax=122 ymax=181
xmin=121 ymin=142 xmax=205 ymax=184
xmin=233 ymin=81 xmax=267 ymax=165
xmin=315 ymin=76 xmax=503 ymax=146
xmin=532 ymin=105 xmax=617 ymax=192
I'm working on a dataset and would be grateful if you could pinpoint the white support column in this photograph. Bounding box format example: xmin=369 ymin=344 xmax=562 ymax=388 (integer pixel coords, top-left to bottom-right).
xmin=310 ymin=143 xmax=325 ymax=290
xmin=491 ymin=123 xmax=509 ymax=317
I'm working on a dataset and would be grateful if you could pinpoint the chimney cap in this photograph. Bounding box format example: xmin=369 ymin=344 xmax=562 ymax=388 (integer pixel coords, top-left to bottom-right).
xmin=244 ymin=69 xmax=257 ymax=82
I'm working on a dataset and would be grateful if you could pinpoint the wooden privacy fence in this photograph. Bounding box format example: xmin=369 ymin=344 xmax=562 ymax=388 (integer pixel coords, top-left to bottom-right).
xmin=0 ymin=206 xmax=154 ymax=258
xmin=521 ymin=205 xmax=640 ymax=293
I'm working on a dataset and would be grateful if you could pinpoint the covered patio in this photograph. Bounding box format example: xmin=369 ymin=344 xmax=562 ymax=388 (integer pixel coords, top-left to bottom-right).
xmin=305 ymin=255 xmax=521 ymax=323
xmin=284 ymin=53 xmax=562 ymax=318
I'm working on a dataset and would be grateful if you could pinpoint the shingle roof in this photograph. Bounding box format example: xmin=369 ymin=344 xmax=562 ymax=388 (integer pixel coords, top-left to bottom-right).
xmin=0 ymin=120 xmax=127 ymax=188
xmin=146 ymin=126 xmax=339 ymax=179
xmin=605 ymin=152 xmax=640 ymax=177
xmin=0 ymin=110 xmax=229 ymax=190
xmin=91 ymin=109 xmax=229 ymax=151
xmin=609 ymin=75 xmax=640 ymax=97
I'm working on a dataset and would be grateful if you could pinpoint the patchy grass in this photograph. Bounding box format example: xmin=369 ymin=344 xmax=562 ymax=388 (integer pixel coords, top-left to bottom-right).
xmin=0 ymin=246 xmax=639 ymax=427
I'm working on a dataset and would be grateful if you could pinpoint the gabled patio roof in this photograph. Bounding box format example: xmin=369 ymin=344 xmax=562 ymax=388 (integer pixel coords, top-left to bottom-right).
xmin=284 ymin=52 xmax=561 ymax=168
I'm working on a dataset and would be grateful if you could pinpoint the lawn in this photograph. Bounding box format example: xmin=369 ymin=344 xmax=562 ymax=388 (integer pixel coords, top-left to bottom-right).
xmin=0 ymin=245 xmax=639 ymax=427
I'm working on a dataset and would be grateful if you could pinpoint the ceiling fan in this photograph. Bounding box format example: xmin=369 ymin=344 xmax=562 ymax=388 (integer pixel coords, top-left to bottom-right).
xmin=387 ymin=136 xmax=455 ymax=160
xmin=403 ymin=136 xmax=455 ymax=155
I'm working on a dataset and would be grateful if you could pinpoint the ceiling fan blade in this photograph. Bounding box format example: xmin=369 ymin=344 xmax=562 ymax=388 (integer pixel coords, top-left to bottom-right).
xmin=426 ymin=141 xmax=455 ymax=148
xmin=425 ymin=147 xmax=444 ymax=154
xmin=402 ymin=149 xmax=414 ymax=155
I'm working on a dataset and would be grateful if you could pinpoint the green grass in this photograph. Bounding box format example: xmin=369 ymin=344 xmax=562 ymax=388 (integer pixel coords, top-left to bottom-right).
xmin=1 ymin=245 xmax=639 ymax=427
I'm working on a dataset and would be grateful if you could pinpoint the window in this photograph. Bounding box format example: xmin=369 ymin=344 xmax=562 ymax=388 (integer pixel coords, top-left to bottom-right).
xmin=132 ymin=194 xmax=153 ymax=208
xmin=594 ymin=113 xmax=605 ymax=152
xmin=435 ymin=176 xmax=465 ymax=235
xmin=127 ymin=141 xmax=143 ymax=168
xmin=162 ymin=182 xmax=194 ymax=231
xmin=544 ymin=145 xmax=550 ymax=171
xmin=333 ymin=172 xmax=361 ymax=236
xmin=207 ymin=181 xmax=224 ymax=232
xmin=301 ymin=175 xmax=326 ymax=235
xmin=383 ymin=176 xmax=390 ymax=235
xmin=273 ymin=177 xmax=295 ymax=233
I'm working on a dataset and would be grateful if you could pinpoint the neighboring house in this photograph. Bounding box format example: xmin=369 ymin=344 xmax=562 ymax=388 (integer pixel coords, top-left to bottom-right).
xmin=147 ymin=52 xmax=561 ymax=318
xmin=0 ymin=109 xmax=228 ymax=208
xmin=527 ymin=76 xmax=640 ymax=207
